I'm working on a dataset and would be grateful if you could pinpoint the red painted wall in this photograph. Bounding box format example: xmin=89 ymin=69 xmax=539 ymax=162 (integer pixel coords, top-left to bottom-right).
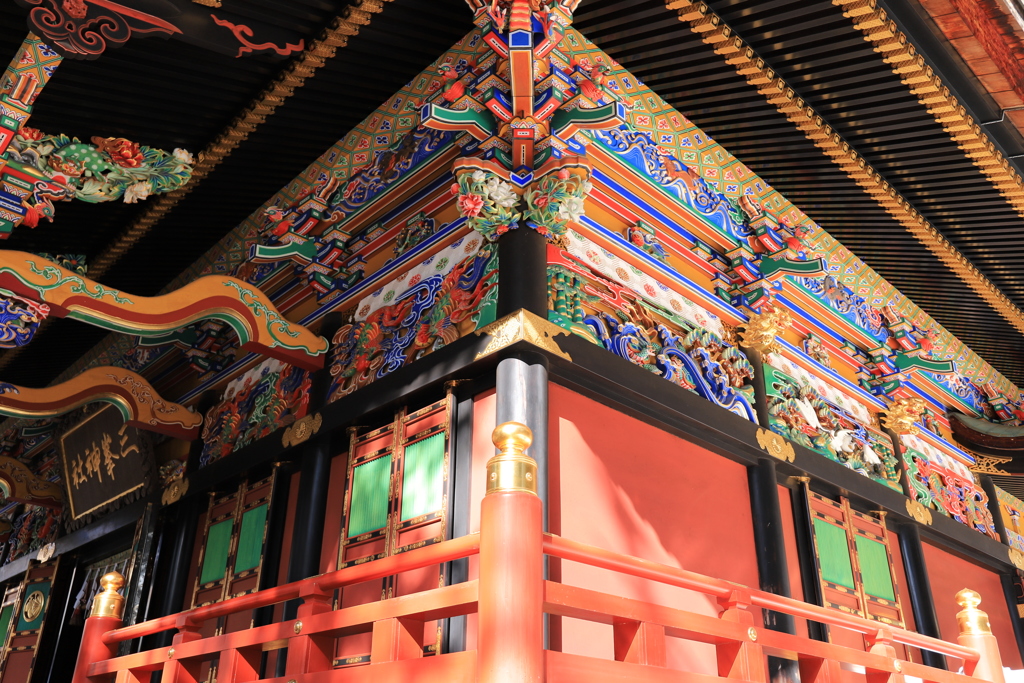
xmin=548 ymin=384 xmax=761 ymax=673
xmin=922 ymin=540 xmax=1022 ymax=669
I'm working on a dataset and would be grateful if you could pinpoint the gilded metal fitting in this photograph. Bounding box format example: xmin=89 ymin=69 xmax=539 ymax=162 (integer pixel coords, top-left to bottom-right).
xmin=90 ymin=571 xmax=125 ymax=619
xmin=956 ymin=589 xmax=992 ymax=636
xmin=486 ymin=422 xmax=537 ymax=495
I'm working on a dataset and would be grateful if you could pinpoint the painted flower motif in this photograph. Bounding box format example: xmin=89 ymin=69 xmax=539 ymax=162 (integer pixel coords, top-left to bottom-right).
xmin=487 ymin=180 xmax=518 ymax=209
xmin=16 ymin=127 xmax=42 ymax=141
xmin=408 ymin=274 xmax=422 ymax=286
xmin=557 ymin=169 xmax=571 ymax=180
xmin=465 ymin=238 xmax=480 ymax=252
xmin=670 ymin=299 xmax=682 ymax=312
xmin=557 ymin=196 xmax=586 ymax=223
xmin=533 ymin=195 xmax=550 ymax=209
xmin=172 ymin=148 xmax=194 ymax=166
xmin=123 ymin=181 xmax=152 ymax=204
xmin=471 ymin=170 xmax=487 ymax=184
xmin=62 ymin=0 xmax=87 ymax=19
xmin=457 ymin=193 xmax=485 ymax=217
xmin=95 ymin=137 xmax=145 ymax=168
xmin=644 ymin=284 xmax=657 ymax=297
xmin=359 ymin=305 xmax=370 ymax=317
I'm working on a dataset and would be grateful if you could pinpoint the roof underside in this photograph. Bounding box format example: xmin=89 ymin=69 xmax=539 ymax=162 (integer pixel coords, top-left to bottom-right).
xmin=1 ymin=0 xmax=1022 ymax=388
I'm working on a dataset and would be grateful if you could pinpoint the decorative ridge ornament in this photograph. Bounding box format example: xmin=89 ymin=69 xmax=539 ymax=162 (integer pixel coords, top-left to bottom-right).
xmin=881 ymin=397 xmax=927 ymax=435
xmin=739 ymin=307 xmax=791 ymax=356
xmin=905 ymin=498 xmax=933 ymax=525
xmin=0 ymin=251 xmax=328 ymax=369
xmin=0 ymin=365 xmax=202 ymax=439
xmin=282 ymin=412 xmax=322 ymax=448
xmin=423 ymin=0 xmax=626 ymax=242
xmin=756 ymin=427 xmax=795 ymax=463
xmin=475 ymin=308 xmax=571 ymax=360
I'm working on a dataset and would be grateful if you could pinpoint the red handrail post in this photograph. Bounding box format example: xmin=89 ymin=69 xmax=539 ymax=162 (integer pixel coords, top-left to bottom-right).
xmin=956 ymin=589 xmax=1007 ymax=683
xmin=71 ymin=572 xmax=126 ymax=683
xmin=284 ymin=583 xmax=334 ymax=676
xmin=717 ymin=590 xmax=768 ymax=682
xmin=478 ymin=422 xmax=544 ymax=683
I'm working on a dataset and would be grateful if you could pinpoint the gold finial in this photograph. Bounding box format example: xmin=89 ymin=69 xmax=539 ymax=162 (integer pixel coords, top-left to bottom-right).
xmin=956 ymin=589 xmax=992 ymax=635
xmin=486 ymin=422 xmax=537 ymax=495
xmin=90 ymin=572 xmax=126 ymax=619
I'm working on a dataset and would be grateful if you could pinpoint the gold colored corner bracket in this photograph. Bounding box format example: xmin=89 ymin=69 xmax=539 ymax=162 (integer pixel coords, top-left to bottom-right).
xmin=474 ymin=309 xmax=572 ymax=361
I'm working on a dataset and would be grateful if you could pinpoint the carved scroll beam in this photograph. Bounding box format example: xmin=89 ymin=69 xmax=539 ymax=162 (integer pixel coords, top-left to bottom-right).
xmin=0 ymin=251 xmax=328 ymax=370
xmin=0 ymin=455 xmax=62 ymax=508
xmin=0 ymin=365 xmax=202 ymax=439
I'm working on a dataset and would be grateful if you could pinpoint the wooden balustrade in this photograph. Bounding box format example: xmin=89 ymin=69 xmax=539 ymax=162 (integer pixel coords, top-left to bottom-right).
xmin=70 ymin=423 xmax=1007 ymax=683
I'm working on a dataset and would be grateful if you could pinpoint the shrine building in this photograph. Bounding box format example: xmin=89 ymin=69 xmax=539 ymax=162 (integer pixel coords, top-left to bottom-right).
xmin=1 ymin=0 xmax=1024 ymax=682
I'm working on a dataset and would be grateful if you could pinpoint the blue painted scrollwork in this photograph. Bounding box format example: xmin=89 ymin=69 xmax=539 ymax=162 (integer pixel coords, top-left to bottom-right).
xmin=584 ymin=312 xmax=756 ymax=422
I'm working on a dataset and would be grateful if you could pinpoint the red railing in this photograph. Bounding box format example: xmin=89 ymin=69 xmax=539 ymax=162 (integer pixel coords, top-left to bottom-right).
xmin=72 ymin=423 xmax=1008 ymax=683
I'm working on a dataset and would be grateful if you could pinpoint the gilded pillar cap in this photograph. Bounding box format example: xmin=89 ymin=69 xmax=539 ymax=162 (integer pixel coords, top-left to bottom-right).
xmin=955 ymin=588 xmax=991 ymax=636
xmin=91 ymin=571 xmax=125 ymax=620
xmin=487 ymin=421 xmax=537 ymax=495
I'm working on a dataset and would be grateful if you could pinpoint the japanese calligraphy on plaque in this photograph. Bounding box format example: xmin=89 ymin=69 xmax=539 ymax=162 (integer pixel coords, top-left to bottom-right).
xmin=59 ymin=405 xmax=151 ymax=520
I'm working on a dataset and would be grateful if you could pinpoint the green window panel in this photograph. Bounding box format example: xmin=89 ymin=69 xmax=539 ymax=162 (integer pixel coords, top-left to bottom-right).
xmin=234 ymin=503 xmax=268 ymax=574
xmin=0 ymin=604 xmax=13 ymax=646
xmin=15 ymin=581 xmax=49 ymax=632
xmin=401 ymin=433 xmax=445 ymax=522
xmin=349 ymin=455 xmax=392 ymax=537
xmin=199 ymin=519 xmax=233 ymax=585
xmin=855 ymin=535 xmax=896 ymax=601
xmin=813 ymin=518 xmax=856 ymax=590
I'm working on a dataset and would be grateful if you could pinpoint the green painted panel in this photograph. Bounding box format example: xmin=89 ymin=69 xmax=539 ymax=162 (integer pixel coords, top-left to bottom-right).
xmin=0 ymin=604 xmax=13 ymax=646
xmin=813 ymin=518 xmax=856 ymax=590
xmin=349 ymin=455 xmax=391 ymax=537
xmin=855 ymin=535 xmax=896 ymax=601
xmin=234 ymin=503 xmax=268 ymax=574
xmin=200 ymin=519 xmax=233 ymax=585
xmin=15 ymin=580 xmax=49 ymax=632
xmin=401 ymin=433 xmax=445 ymax=521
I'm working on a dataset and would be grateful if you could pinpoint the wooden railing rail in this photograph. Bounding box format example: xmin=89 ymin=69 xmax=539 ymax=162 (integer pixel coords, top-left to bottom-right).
xmin=543 ymin=533 xmax=979 ymax=664
xmin=70 ymin=423 xmax=1007 ymax=683
xmin=101 ymin=532 xmax=481 ymax=646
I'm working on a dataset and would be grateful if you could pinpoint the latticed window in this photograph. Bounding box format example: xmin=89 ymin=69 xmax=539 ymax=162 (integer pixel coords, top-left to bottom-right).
xmin=805 ymin=487 xmax=906 ymax=628
xmin=191 ymin=473 xmax=277 ymax=608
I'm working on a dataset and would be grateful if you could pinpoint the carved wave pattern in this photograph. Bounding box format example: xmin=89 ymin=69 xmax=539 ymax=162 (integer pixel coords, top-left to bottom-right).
xmin=591 ymin=126 xmax=751 ymax=242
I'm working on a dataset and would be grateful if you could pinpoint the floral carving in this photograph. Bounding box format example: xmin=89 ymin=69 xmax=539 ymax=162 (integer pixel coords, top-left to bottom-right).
xmin=451 ymin=170 xmax=521 ymax=241
xmin=523 ymin=169 xmax=592 ymax=242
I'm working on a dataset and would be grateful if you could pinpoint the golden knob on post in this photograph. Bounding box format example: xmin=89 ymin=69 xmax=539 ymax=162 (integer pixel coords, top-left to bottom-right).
xmin=955 ymin=588 xmax=991 ymax=635
xmin=90 ymin=571 xmax=126 ymax=619
xmin=487 ymin=421 xmax=537 ymax=495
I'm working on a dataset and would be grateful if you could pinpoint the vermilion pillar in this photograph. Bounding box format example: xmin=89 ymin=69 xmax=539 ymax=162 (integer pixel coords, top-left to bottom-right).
xmin=478 ymin=422 xmax=544 ymax=683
